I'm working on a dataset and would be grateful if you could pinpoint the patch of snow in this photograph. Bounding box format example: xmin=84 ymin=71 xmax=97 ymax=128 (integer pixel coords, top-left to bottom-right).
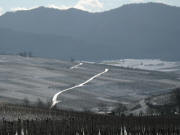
xmin=70 ymin=63 xmax=83 ymax=69
xmin=102 ymin=59 xmax=180 ymax=72
xmin=0 ymin=56 xmax=8 ymax=63
xmin=92 ymin=106 xmax=114 ymax=114
xmin=97 ymin=97 xmax=118 ymax=103
xmin=0 ymin=60 xmax=6 ymax=63
xmin=157 ymin=79 xmax=180 ymax=87
xmin=152 ymin=102 xmax=157 ymax=105
xmin=81 ymin=61 xmax=96 ymax=64
xmin=132 ymin=99 xmax=148 ymax=114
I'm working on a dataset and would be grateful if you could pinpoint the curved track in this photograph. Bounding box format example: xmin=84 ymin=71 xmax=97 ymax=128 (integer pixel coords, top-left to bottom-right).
xmin=51 ymin=69 xmax=109 ymax=108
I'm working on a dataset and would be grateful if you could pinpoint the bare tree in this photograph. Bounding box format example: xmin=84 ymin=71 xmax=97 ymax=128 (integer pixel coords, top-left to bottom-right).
xmin=173 ymin=88 xmax=180 ymax=111
xmin=98 ymin=103 xmax=109 ymax=113
xmin=113 ymin=103 xmax=127 ymax=116
xmin=23 ymin=97 xmax=30 ymax=106
xmin=36 ymin=98 xmax=46 ymax=109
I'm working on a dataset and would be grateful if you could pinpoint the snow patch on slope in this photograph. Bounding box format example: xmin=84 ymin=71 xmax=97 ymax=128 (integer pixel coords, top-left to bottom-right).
xmin=102 ymin=59 xmax=180 ymax=72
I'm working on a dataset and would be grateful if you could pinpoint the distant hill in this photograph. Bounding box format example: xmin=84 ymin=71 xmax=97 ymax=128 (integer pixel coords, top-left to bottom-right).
xmin=0 ymin=3 xmax=180 ymax=61
xmin=0 ymin=28 xmax=93 ymax=60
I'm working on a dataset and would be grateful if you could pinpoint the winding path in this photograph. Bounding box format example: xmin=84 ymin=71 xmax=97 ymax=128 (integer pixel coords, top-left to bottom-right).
xmin=51 ymin=68 xmax=109 ymax=108
xmin=70 ymin=63 xmax=83 ymax=69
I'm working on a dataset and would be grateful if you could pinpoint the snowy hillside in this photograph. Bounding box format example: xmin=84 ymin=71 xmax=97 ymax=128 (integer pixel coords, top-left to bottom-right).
xmin=0 ymin=55 xmax=180 ymax=113
xmin=102 ymin=59 xmax=180 ymax=72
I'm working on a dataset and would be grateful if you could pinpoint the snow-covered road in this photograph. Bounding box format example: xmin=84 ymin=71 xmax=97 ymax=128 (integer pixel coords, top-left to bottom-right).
xmin=70 ymin=63 xmax=83 ymax=69
xmin=51 ymin=68 xmax=109 ymax=108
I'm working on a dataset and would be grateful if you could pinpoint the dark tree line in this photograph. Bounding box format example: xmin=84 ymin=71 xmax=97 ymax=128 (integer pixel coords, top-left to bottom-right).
xmin=0 ymin=115 xmax=180 ymax=135
xmin=172 ymin=88 xmax=180 ymax=111
xmin=18 ymin=52 xmax=32 ymax=57
xmin=0 ymin=103 xmax=180 ymax=135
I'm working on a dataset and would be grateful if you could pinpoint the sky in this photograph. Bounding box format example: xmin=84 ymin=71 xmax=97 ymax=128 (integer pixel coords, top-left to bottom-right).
xmin=0 ymin=0 xmax=180 ymax=15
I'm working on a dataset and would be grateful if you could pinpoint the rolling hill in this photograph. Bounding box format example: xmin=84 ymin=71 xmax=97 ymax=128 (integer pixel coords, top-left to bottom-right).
xmin=0 ymin=55 xmax=180 ymax=113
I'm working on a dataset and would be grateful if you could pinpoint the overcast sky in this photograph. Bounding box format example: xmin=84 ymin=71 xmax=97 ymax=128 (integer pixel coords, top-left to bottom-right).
xmin=0 ymin=0 xmax=180 ymax=15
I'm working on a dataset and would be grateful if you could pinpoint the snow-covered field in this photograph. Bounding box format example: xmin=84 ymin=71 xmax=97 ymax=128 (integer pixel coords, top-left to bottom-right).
xmin=0 ymin=55 xmax=180 ymax=113
xmin=102 ymin=59 xmax=180 ymax=72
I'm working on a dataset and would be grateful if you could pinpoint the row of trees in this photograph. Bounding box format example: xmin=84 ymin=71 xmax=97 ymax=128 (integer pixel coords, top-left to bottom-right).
xmin=0 ymin=114 xmax=180 ymax=135
xmin=146 ymin=88 xmax=180 ymax=115
xmin=18 ymin=52 xmax=32 ymax=57
xmin=22 ymin=98 xmax=52 ymax=109
xmin=1 ymin=96 xmax=180 ymax=134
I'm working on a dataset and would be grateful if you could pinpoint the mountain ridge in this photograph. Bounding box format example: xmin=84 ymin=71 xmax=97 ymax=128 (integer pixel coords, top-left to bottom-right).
xmin=0 ymin=2 xmax=180 ymax=61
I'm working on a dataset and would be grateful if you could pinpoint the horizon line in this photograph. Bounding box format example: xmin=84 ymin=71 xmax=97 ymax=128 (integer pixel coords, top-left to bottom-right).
xmin=1 ymin=2 xmax=180 ymax=16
